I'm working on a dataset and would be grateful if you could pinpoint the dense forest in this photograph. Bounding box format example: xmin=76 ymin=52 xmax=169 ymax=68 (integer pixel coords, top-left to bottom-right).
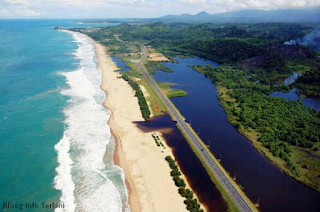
xmin=295 ymin=67 xmax=320 ymax=96
xmin=192 ymin=65 xmax=320 ymax=190
xmin=84 ymin=22 xmax=314 ymax=63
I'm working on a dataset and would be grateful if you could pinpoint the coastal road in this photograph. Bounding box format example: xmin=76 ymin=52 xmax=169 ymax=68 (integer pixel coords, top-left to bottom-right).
xmin=137 ymin=46 xmax=255 ymax=212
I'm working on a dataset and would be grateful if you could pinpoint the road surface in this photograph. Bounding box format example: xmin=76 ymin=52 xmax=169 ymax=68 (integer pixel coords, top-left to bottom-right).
xmin=137 ymin=46 xmax=255 ymax=212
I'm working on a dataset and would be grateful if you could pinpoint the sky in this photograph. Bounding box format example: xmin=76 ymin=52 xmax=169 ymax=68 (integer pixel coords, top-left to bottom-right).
xmin=0 ymin=0 xmax=319 ymax=19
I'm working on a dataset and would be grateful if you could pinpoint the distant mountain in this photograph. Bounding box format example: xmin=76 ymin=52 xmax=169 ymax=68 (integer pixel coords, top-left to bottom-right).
xmin=160 ymin=11 xmax=211 ymax=22
xmin=158 ymin=7 xmax=320 ymax=23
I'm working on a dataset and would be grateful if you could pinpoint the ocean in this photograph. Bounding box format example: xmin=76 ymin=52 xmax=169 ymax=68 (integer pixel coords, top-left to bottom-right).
xmin=0 ymin=20 xmax=128 ymax=212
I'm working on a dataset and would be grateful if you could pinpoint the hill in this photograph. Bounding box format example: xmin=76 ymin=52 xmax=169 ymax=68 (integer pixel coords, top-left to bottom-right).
xmin=158 ymin=7 xmax=320 ymax=23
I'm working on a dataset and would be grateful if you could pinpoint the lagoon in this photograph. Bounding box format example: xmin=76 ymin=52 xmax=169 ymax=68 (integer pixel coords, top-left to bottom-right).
xmin=153 ymin=57 xmax=320 ymax=212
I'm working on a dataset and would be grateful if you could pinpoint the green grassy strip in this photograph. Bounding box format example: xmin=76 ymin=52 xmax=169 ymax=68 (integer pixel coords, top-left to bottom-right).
xmin=145 ymin=60 xmax=174 ymax=74
xmin=157 ymin=82 xmax=188 ymax=98
xmin=167 ymin=89 xmax=188 ymax=98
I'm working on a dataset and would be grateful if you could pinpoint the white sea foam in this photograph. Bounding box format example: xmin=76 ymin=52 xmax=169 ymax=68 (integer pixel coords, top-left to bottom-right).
xmin=54 ymin=31 xmax=129 ymax=212
xmin=54 ymin=134 xmax=76 ymax=212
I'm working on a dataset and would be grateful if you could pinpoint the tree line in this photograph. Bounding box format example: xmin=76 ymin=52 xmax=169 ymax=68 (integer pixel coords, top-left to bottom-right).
xmin=192 ymin=65 xmax=320 ymax=170
xmin=122 ymin=75 xmax=151 ymax=120
xmin=165 ymin=156 xmax=204 ymax=212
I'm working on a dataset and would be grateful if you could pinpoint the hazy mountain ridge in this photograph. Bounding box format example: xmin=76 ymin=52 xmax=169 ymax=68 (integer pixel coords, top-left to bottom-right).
xmin=159 ymin=7 xmax=320 ymax=23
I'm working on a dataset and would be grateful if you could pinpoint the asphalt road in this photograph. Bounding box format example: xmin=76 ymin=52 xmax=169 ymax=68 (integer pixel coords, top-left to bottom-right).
xmin=137 ymin=46 xmax=255 ymax=212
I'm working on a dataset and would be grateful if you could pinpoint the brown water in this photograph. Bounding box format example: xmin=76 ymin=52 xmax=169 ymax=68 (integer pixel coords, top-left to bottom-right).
xmin=135 ymin=114 xmax=228 ymax=212
xmin=149 ymin=57 xmax=320 ymax=212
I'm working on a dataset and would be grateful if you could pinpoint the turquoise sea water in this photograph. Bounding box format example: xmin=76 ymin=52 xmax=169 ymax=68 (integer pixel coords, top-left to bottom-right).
xmin=0 ymin=20 xmax=127 ymax=211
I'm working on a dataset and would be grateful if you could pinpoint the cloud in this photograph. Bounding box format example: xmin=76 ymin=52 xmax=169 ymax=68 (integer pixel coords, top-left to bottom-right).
xmin=0 ymin=9 xmax=13 ymax=17
xmin=180 ymin=0 xmax=206 ymax=4
xmin=0 ymin=9 xmax=39 ymax=17
xmin=0 ymin=0 xmax=149 ymax=18
xmin=39 ymin=0 xmax=147 ymax=8
xmin=178 ymin=0 xmax=320 ymax=14
xmin=16 ymin=9 xmax=39 ymax=16
xmin=0 ymin=0 xmax=319 ymax=18
xmin=4 ymin=0 xmax=29 ymax=5
xmin=0 ymin=0 xmax=39 ymax=17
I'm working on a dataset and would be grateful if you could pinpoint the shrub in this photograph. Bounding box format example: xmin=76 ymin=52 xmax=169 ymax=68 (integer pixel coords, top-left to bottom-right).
xmin=165 ymin=156 xmax=172 ymax=161
xmin=178 ymin=187 xmax=187 ymax=197
xmin=173 ymin=176 xmax=186 ymax=187
xmin=185 ymin=189 xmax=194 ymax=199
xmin=122 ymin=75 xmax=151 ymax=120
xmin=171 ymin=169 xmax=181 ymax=177
xmin=165 ymin=157 xmax=201 ymax=212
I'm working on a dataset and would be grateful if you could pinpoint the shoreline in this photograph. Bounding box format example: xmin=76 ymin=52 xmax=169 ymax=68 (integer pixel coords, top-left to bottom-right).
xmin=95 ymin=39 xmax=141 ymax=212
xmin=91 ymin=35 xmax=197 ymax=212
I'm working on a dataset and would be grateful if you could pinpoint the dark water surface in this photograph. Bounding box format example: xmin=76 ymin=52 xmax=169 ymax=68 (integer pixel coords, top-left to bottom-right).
xmin=151 ymin=57 xmax=320 ymax=212
xmin=136 ymin=114 xmax=227 ymax=212
xmin=110 ymin=56 xmax=130 ymax=72
xmin=270 ymin=88 xmax=320 ymax=112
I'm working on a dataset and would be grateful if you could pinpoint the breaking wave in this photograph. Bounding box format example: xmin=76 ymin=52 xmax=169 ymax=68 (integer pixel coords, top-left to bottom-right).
xmin=54 ymin=31 xmax=129 ymax=212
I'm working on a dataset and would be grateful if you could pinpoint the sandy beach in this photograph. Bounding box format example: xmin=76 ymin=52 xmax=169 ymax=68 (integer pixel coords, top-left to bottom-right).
xmin=93 ymin=39 xmax=192 ymax=212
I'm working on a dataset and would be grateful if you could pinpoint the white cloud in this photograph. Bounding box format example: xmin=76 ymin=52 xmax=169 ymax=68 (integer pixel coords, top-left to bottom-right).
xmin=40 ymin=0 xmax=147 ymax=7
xmin=180 ymin=0 xmax=206 ymax=4
xmin=0 ymin=0 xmax=319 ymax=18
xmin=178 ymin=0 xmax=320 ymax=14
xmin=0 ymin=9 xmax=13 ymax=17
xmin=4 ymin=0 xmax=29 ymax=5
xmin=16 ymin=8 xmax=39 ymax=16
xmin=0 ymin=0 xmax=39 ymax=17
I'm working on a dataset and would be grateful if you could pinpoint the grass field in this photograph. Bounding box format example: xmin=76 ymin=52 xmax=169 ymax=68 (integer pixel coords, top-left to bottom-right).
xmin=158 ymin=82 xmax=188 ymax=98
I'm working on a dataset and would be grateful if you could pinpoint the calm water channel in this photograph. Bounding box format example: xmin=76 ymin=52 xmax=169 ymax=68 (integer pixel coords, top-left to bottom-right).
xmin=151 ymin=57 xmax=320 ymax=212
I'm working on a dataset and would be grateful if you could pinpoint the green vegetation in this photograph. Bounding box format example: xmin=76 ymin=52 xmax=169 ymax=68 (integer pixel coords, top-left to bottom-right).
xmin=158 ymin=81 xmax=188 ymax=98
xmin=83 ymin=22 xmax=313 ymax=63
xmin=83 ymin=28 xmax=140 ymax=56
xmin=140 ymin=77 xmax=167 ymax=116
xmin=192 ymin=65 xmax=320 ymax=191
xmin=167 ymin=89 xmax=187 ymax=98
xmin=239 ymin=53 xmax=319 ymax=86
xmin=145 ymin=60 xmax=173 ymax=74
xmin=157 ymin=81 xmax=175 ymax=90
xmin=295 ymin=66 xmax=320 ymax=97
xmin=122 ymin=75 xmax=151 ymax=120
xmin=165 ymin=156 xmax=204 ymax=212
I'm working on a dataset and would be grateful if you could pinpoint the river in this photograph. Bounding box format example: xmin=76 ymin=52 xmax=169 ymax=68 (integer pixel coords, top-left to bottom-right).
xmin=151 ymin=57 xmax=320 ymax=212
xmin=270 ymin=88 xmax=320 ymax=112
